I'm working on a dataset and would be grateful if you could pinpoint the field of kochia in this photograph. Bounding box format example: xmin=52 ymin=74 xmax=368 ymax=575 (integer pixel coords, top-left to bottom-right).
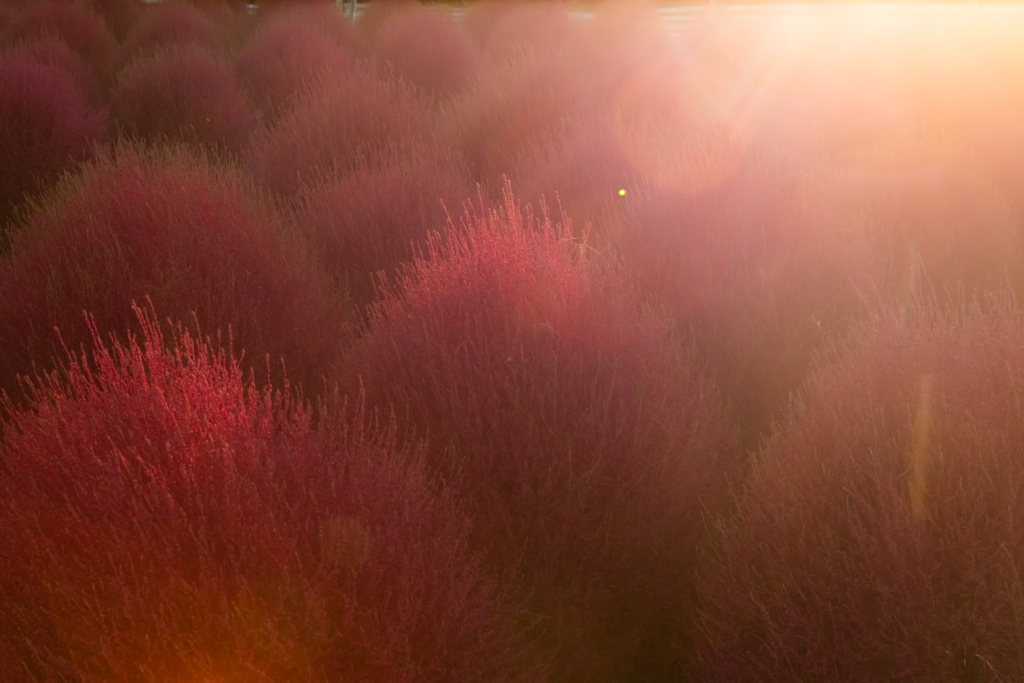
xmin=2 ymin=0 xmax=1024 ymax=680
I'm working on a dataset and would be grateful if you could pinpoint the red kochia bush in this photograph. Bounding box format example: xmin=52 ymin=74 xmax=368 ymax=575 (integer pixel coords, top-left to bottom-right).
xmin=696 ymin=295 xmax=1024 ymax=681
xmin=247 ymin=63 xmax=433 ymax=201
xmin=112 ymin=1 xmax=223 ymax=77
xmin=339 ymin=186 xmax=740 ymax=682
xmin=373 ymin=5 xmax=482 ymax=99
xmin=0 ymin=55 xmax=105 ymax=235
xmin=0 ymin=143 xmax=347 ymax=406
xmin=111 ymin=43 xmax=254 ymax=153
xmin=0 ymin=302 xmax=532 ymax=682
xmin=234 ymin=12 xmax=356 ymax=121
xmin=297 ymin=141 xmax=474 ymax=312
xmin=11 ymin=1 xmax=114 ymax=84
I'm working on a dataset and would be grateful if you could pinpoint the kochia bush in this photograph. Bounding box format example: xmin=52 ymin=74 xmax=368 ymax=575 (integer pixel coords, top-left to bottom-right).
xmin=110 ymin=43 xmax=254 ymax=154
xmin=3 ymin=33 xmax=102 ymax=103
xmin=0 ymin=143 xmax=348 ymax=405
xmin=0 ymin=302 xmax=534 ymax=682
xmin=0 ymin=54 xmax=105 ymax=238
xmin=296 ymin=141 xmax=474 ymax=312
xmin=247 ymin=63 xmax=433 ymax=201
xmin=373 ymin=5 xmax=482 ymax=100
xmin=112 ymin=1 xmax=223 ymax=78
xmin=696 ymin=294 xmax=1024 ymax=681
xmin=339 ymin=186 xmax=740 ymax=681
xmin=234 ymin=12 xmax=355 ymax=122
xmin=11 ymin=0 xmax=114 ymax=84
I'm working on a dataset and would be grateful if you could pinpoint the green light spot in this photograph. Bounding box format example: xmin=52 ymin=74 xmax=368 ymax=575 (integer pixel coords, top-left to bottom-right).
xmin=618 ymin=189 xmax=626 ymax=196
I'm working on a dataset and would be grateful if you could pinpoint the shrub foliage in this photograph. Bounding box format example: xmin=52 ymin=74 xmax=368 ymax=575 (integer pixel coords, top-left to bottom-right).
xmin=696 ymin=295 xmax=1024 ymax=681
xmin=339 ymin=186 xmax=740 ymax=682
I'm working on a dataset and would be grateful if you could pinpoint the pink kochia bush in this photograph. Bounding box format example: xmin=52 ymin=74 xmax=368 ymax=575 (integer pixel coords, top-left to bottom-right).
xmin=111 ymin=1 xmax=223 ymax=78
xmin=0 ymin=143 xmax=347 ymax=405
xmin=111 ymin=43 xmax=254 ymax=154
xmin=234 ymin=10 xmax=356 ymax=122
xmin=11 ymin=0 xmax=114 ymax=85
xmin=612 ymin=151 xmax=875 ymax=451
xmin=444 ymin=43 xmax=601 ymax=189
xmin=373 ymin=5 xmax=482 ymax=99
xmin=247 ymin=63 xmax=433 ymax=201
xmin=338 ymin=187 xmax=740 ymax=681
xmin=296 ymin=141 xmax=474 ymax=312
xmin=0 ymin=54 xmax=105 ymax=234
xmin=2 ymin=33 xmax=103 ymax=103
xmin=696 ymin=295 xmax=1024 ymax=681
xmin=0 ymin=302 xmax=531 ymax=682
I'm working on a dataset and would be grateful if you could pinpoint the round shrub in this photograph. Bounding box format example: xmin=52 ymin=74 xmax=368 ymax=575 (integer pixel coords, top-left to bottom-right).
xmin=111 ymin=43 xmax=254 ymax=154
xmin=611 ymin=148 xmax=877 ymax=451
xmin=511 ymin=112 xmax=637 ymax=236
xmin=247 ymin=63 xmax=433 ymax=201
xmin=112 ymin=1 xmax=223 ymax=78
xmin=373 ymin=5 xmax=482 ymax=100
xmin=338 ymin=186 xmax=741 ymax=682
xmin=3 ymin=32 xmax=102 ymax=103
xmin=462 ymin=0 xmax=579 ymax=63
xmin=443 ymin=43 xmax=602 ymax=189
xmin=696 ymin=296 xmax=1024 ymax=681
xmin=355 ymin=0 xmax=417 ymax=43
xmin=0 ymin=302 xmax=533 ymax=682
xmin=234 ymin=11 xmax=355 ymax=122
xmin=0 ymin=54 xmax=105 ymax=237
xmin=87 ymin=0 xmax=142 ymax=41
xmin=296 ymin=141 xmax=474 ymax=312
xmin=254 ymin=1 xmax=363 ymax=53
xmin=12 ymin=0 xmax=114 ymax=85
xmin=0 ymin=143 xmax=348 ymax=406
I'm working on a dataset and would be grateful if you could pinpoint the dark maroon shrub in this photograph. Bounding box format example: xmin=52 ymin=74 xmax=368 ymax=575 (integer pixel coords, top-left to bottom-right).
xmin=247 ymin=62 xmax=433 ymax=201
xmin=0 ymin=5 xmax=13 ymax=42
xmin=0 ymin=143 xmax=349 ymax=405
xmin=0 ymin=54 xmax=105 ymax=237
xmin=111 ymin=43 xmax=254 ymax=153
xmin=0 ymin=302 xmax=534 ymax=682
xmin=696 ymin=295 xmax=1024 ymax=681
xmin=2 ymin=32 xmax=102 ymax=103
xmin=296 ymin=141 xmax=474 ymax=313
xmin=112 ymin=1 xmax=223 ymax=78
xmin=12 ymin=0 xmax=114 ymax=84
xmin=373 ymin=5 xmax=482 ymax=100
xmin=338 ymin=186 xmax=740 ymax=681
xmin=234 ymin=12 xmax=356 ymax=122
